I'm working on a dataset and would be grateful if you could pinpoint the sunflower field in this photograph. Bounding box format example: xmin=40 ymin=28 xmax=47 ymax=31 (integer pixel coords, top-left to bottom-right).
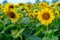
xmin=0 ymin=0 xmax=60 ymax=40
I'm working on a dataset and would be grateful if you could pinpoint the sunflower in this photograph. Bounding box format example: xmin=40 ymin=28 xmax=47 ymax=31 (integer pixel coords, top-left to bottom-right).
xmin=40 ymin=2 xmax=49 ymax=9
xmin=55 ymin=10 xmax=59 ymax=17
xmin=9 ymin=4 xmax=15 ymax=9
xmin=35 ymin=2 xmax=40 ymax=6
xmin=37 ymin=8 xmax=55 ymax=25
xmin=33 ymin=9 xmax=39 ymax=16
xmin=27 ymin=13 xmax=34 ymax=18
xmin=33 ymin=9 xmax=38 ymax=13
xmin=21 ymin=8 xmax=29 ymax=12
xmin=25 ymin=4 xmax=30 ymax=9
xmin=25 ymin=4 xmax=33 ymax=9
xmin=0 ymin=4 xmax=2 ymax=10
xmin=55 ymin=2 xmax=60 ymax=6
xmin=50 ymin=3 xmax=55 ymax=8
xmin=0 ymin=6 xmax=2 ymax=10
xmin=0 ymin=16 xmax=3 ymax=20
xmin=35 ymin=2 xmax=40 ymax=8
xmin=18 ymin=2 xmax=24 ymax=7
xmin=15 ymin=5 xmax=19 ymax=8
xmin=23 ymin=9 xmax=28 ymax=12
xmin=5 ymin=10 xmax=21 ymax=23
xmin=4 ymin=3 xmax=15 ymax=10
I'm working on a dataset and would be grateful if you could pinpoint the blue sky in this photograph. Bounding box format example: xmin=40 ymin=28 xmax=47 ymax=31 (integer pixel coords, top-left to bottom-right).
xmin=0 ymin=0 xmax=52 ymax=4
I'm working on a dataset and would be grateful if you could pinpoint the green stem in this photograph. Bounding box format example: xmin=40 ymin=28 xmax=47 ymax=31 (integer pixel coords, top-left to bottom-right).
xmin=45 ymin=25 xmax=49 ymax=37
xmin=1 ymin=26 xmax=10 ymax=33
xmin=20 ymin=35 xmax=22 ymax=40
xmin=33 ymin=28 xmax=43 ymax=36
xmin=14 ymin=38 xmax=15 ymax=40
xmin=47 ymin=25 xmax=48 ymax=33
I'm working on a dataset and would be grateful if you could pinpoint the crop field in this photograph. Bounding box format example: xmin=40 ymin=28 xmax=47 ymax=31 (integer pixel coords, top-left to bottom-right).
xmin=0 ymin=0 xmax=60 ymax=40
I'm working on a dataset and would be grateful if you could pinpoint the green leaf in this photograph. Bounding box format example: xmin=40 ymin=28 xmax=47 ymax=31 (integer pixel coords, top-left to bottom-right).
xmin=20 ymin=17 xmax=30 ymax=24
xmin=0 ymin=22 xmax=4 ymax=30
xmin=36 ymin=23 xmax=41 ymax=27
xmin=42 ymin=36 xmax=58 ymax=40
xmin=26 ymin=35 xmax=41 ymax=40
xmin=13 ymin=28 xmax=25 ymax=38
xmin=34 ymin=28 xmax=43 ymax=36
xmin=51 ymin=36 xmax=58 ymax=40
xmin=42 ymin=37 xmax=51 ymax=40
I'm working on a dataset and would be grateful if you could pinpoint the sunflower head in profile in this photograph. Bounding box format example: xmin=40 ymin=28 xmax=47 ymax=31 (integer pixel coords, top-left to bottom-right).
xmin=9 ymin=4 xmax=15 ymax=9
xmin=55 ymin=10 xmax=59 ymax=17
xmin=35 ymin=2 xmax=40 ymax=6
xmin=21 ymin=8 xmax=29 ymax=12
xmin=40 ymin=2 xmax=48 ymax=9
xmin=15 ymin=5 xmax=18 ymax=8
xmin=18 ymin=2 xmax=24 ymax=7
xmin=4 ymin=3 xmax=15 ymax=10
xmin=37 ymin=8 xmax=55 ymax=26
xmin=0 ymin=4 xmax=2 ymax=10
xmin=25 ymin=4 xmax=33 ymax=9
xmin=27 ymin=12 xmax=34 ymax=18
xmin=33 ymin=9 xmax=39 ymax=16
xmin=55 ymin=2 xmax=60 ymax=6
xmin=5 ymin=10 xmax=22 ymax=23
xmin=33 ymin=9 xmax=38 ymax=13
xmin=50 ymin=3 xmax=55 ymax=8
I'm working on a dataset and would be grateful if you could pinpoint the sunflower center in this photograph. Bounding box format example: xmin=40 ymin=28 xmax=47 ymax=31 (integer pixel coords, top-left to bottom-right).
xmin=30 ymin=14 xmax=33 ymax=17
xmin=29 ymin=13 xmax=34 ymax=18
xmin=9 ymin=5 xmax=14 ymax=9
xmin=55 ymin=13 xmax=59 ymax=16
xmin=56 ymin=13 xmax=58 ymax=15
xmin=27 ymin=5 xmax=30 ymax=7
xmin=51 ymin=5 xmax=54 ymax=7
xmin=22 ymin=8 xmax=26 ymax=11
xmin=57 ymin=3 xmax=60 ymax=6
xmin=19 ymin=3 xmax=23 ymax=6
xmin=42 ymin=13 xmax=50 ymax=20
xmin=7 ymin=11 xmax=15 ymax=18
xmin=35 ymin=11 xmax=38 ymax=13
xmin=0 ymin=7 xmax=1 ymax=10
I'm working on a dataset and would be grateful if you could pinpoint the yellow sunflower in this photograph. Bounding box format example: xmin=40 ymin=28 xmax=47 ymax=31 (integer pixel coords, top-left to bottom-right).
xmin=0 ymin=16 xmax=3 ymax=20
xmin=23 ymin=9 xmax=28 ymax=12
xmin=15 ymin=5 xmax=18 ymax=7
xmin=0 ymin=4 xmax=2 ymax=10
xmin=25 ymin=4 xmax=33 ymax=9
xmin=5 ymin=10 xmax=22 ymax=23
xmin=33 ymin=9 xmax=39 ymax=16
xmin=35 ymin=2 xmax=40 ymax=6
xmin=37 ymin=8 xmax=55 ymax=25
xmin=35 ymin=2 xmax=41 ymax=8
xmin=40 ymin=2 xmax=49 ymax=9
xmin=50 ymin=3 xmax=55 ymax=8
xmin=55 ymin=2 xmax=60 ymax=6
xmin=55 ymin=10 xmax=59 ymax=17
xmin=18 ymin=2 xmax=24 ymax=7
xmin=33 ymin=9 xmax=38 ymax=13
xmin=9 ymin=4 xmax=15 ymax=9
xmin=21 ymin=8 xmax=29 ymax=12
xmin=4 ymin=3 xmax=15 ymax=10
xmin=27 ymin=12 xmax=34 ymax=18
